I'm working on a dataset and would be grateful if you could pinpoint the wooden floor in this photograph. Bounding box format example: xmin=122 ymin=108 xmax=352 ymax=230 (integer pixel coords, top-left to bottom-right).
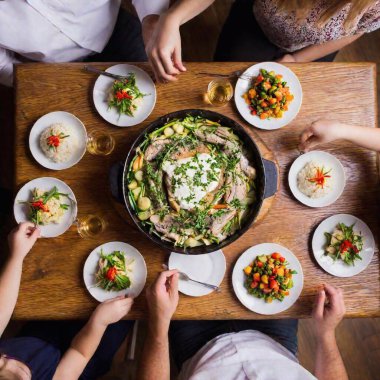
xmin=0 ymin=1 xmax=379 ymax=379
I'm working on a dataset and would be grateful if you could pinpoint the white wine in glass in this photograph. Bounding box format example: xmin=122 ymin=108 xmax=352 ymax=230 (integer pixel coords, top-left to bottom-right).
xmin=77 ymin=215 xmax=106 ymax=238
xmin=87 ymin=131 xmax=115 ymax=156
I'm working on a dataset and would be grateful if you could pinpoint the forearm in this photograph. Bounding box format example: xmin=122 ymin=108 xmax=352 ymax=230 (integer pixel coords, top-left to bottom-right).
xmin=314 ymin=332 xmax=348 ymax=380
xmin=338 ymin=123 xmax=380 ymax=151
xmin=53 ymin=318 xmax=106 ymax=380
xmin=0 ymin=256 xmax=23 ymax=335
xmin=139 ymin=319 xmax=170 ymax=380
xmin=165 ymin=0 xmax=215 ymax=26
xmin=292 ymin=34 xmax=362 ymax=62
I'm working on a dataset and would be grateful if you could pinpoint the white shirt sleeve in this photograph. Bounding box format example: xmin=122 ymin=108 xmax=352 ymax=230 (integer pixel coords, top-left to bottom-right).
xmin=132 ymin=0 xmax=170 ymax=22
xmin=0 ymin=48 xmax=20 ymax=87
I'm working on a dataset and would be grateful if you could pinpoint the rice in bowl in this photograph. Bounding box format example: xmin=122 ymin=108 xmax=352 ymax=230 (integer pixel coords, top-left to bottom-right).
xmin=40 ymin=123 xmax=77 ymax=163
xmin=297 ymin=161 xmax=332 ymax=199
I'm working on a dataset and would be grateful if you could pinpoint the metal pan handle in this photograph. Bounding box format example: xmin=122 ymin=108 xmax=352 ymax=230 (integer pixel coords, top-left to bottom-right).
xmin=109 ymin=161 xmax=125 ymax=204
xmin=263 ymin=158 xmax=278 ymax=199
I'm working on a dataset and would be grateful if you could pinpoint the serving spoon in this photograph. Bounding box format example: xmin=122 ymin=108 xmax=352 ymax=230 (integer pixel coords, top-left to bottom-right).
xmin=162 ymin=264 xmax=221 ymax=292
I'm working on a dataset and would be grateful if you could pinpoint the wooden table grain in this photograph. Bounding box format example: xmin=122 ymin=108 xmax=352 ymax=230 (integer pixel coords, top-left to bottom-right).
xmin=13 ymin=62 xmax=379 ymax=320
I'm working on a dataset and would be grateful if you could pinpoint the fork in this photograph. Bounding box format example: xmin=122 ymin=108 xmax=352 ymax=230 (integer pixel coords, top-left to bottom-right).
xmin=162 ymin=264 xmax=221 ymax=292
xmin=196 ymin=70 xmax=252 ymax=81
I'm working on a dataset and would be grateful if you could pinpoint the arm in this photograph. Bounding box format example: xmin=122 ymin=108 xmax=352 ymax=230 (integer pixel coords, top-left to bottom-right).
xmin=0 ymin=223 xmax=40 ymax=336
xmin=146 ymin=0 xmax=215 ymax=82
xmin=277 ymin=33 xmax=363 ymax=63
xmin=139 ymin=269 xmax=179 ymax=380
xmin=0 ymin=48 xmax=21 ymax=87
xmin=53 ymin=296 xmax=133 ymax=380
xmin=299 ymin=119 xmax=380 ymax=152
xmin=312 ymin=284 xmax=348 ymax=380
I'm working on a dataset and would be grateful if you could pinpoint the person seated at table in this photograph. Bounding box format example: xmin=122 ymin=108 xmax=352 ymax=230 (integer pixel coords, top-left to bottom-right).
xmin=138 ymin=269 xmax=348 ymax=380
xmin=0 ymin=0 xmax=171 ymax=87
xmin=299 ymin=118 xmax=380 ymax=152
xmin=0 ymin=222 xmax=134 ymax=380
xmin=146 ymin=0 xmax=380 ymax=82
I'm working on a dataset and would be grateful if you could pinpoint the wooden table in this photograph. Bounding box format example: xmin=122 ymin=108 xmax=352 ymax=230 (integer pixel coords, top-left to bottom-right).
xmin=14 ymin=62 xmax=379 ymax=320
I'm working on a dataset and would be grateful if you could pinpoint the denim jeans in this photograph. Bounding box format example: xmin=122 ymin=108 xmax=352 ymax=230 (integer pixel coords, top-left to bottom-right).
xmin=169 ymin=319 xmax=298 ymax=371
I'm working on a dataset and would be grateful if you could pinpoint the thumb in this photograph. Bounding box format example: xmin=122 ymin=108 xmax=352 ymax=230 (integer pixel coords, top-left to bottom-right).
xmin=313 ymin=289 xmax=326 ymax=319
xmin=173 ymin=45 xmax=186 ymax=72
xmin=30 ymin=227 xmax=41 ymax=241
xmin=300 ymin=135 xmax=321 ymax=152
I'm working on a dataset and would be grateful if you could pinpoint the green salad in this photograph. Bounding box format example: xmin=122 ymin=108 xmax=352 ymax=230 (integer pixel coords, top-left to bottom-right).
xmin=108 ymin=73 xmax=146 ymax=116
xmin=324 ymin=223 xmax=364 ymax=265
xmin=95 ymin=249 xmax=133 ymax=291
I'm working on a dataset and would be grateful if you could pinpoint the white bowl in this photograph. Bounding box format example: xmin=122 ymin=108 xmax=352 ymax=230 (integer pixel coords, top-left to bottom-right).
xmin=93 ymin=64 xmax=156 ymax=127
xmin=288 ymin=151 xmax=346 ymax=208
xmin=14 ymin=177 xmax=77 ymax=238
xmin=235 ymin=62 xmax=302 ymax=130
xmin=83 ymin=241 xmax=147 ymax=302
xmin=232 ymin=243 xmax=303 ymax=315
xmin=312 ymin=214 xmax=375 ymax=277
xmin=29 ymin=111 xmax=87 ymax=170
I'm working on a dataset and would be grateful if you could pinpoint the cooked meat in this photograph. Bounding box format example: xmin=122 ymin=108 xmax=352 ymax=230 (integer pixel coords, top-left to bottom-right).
xmin=144 ymin=139 xmax=171 ymax=161
xmin=150 ymin=214 xmax=181 ymax=241
xmin=202 ymin=167 xmax=225 ymax=206
xmin=240 ymin=154 xmax=256 ymax=180
xmin=209 ymin=209 xmax=236 ymax=236
xmin=194 ymin=126 xmax=227 ymax=145
xmin=224 ymin=169 xmax=247 ymax=203
xmin=171 ymin=142 xmax=209 ymax=160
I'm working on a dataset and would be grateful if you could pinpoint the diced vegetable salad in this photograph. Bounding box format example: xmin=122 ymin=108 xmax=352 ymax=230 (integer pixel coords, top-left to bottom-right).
xmin=243 ymin=69 xmax=294 ymax=120
xmin=324 ymin=223 xmax=364 ymax=265
xmin=243 ymin=252 xmax=297 ymax=303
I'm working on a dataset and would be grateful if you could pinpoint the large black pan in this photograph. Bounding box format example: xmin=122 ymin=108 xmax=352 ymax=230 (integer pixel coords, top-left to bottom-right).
xmin=110 ymin=109 xmax=278 ymax=254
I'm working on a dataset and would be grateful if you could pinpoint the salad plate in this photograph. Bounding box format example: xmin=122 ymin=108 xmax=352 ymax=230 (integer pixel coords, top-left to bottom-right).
xmin=29 ymin=111 xmax=87 ymax=170
xmin=288 ymin=151 xmax=346 ymax=208
xmin=168 ymin=249 xmax=226 ymax=296
xmin=83 ymin=241 xmax=147 ymax=302
xmin=232 ymin=243 xmax=303 ymax=315
xmin=13 ymin=177 xmax=77 ymax=238
xmin=312 ymin=214 xmax=375 ymax=277
xmin=234 ymin=62 xmax=302 ymax=130
xmin=93 ymin=64 xmax=156 ymax=127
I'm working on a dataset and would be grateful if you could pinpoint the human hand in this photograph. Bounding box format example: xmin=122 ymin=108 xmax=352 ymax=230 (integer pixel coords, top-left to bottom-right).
xmin=276 ymin=54 xmax=297 ymax=63
xmin=146 ymin=14 xmax=186 ymax=82
xmin=312 ymin=283 xmax=346 ymax=339
xmin=7 ymin=222 xmax=40 ymax=261
xmin=299 ymin=119 xmax=345 ymax=152
xmin=146 ymin=270 xmax=179 ymax=327
xmin=91 ymin=296 xmax=134 ymax=327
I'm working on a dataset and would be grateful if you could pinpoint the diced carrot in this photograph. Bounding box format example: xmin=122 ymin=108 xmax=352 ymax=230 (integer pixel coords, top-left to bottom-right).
xmin=213 ymin=204 xmax=228 ymax=209
xmin=274 ymin=91 xmax=283 ymax=100
xmin=262 ymin=82 xmax=271 ymax=91
xmin=286 ymin=94 xmax=294 ymax=101
xmin=244 ymin=266 xmax=252 ymax=275
xmin=248 ymin=89 xmax=256 ymax=99
xmin=260 ymin=112 xmax=269 ymax=120
xmin=275 ymin=74 xmax=283 ymax=79
xmin=261 ymin=101 xmax=268 ymax=108
xmin=268 ymin=98 xmax=277 ymax=105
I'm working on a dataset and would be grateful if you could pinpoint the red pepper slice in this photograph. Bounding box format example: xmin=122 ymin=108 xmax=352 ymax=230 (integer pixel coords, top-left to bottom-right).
xmin=106 ymin=266 xmax=117 ymax=281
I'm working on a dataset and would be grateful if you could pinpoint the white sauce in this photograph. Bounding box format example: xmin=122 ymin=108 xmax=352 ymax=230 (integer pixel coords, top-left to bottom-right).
xmin=162 ymin=153 xmax=221 ymax=210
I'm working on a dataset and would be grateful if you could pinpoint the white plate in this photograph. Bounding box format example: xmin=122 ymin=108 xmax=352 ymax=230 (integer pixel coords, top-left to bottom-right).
xmin=235 ymin=62 xmax=302 ymax=130
xmin=232 ymin=243 xmax=303 ymax=315
xmin=83 ymin=241 xmax=147 ymax=302
xmin=13 ymin=177 xmax=77 ymax=238
xmin=29 ymin=111 xmax=87 ymax=170
xmin=93 ymin=64 xmax=156 ymax=127
xmin=288 ymin=151 xmax=346 ymax=208
xmin=312 ymin=214 xmax=375 ymax=277
xmin=168 ymin=250 xmax=226 ymax=297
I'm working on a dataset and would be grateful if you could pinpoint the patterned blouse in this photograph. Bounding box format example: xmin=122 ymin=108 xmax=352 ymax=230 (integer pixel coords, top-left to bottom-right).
xmin=253 ymin=0 xmax=380 ymax=52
